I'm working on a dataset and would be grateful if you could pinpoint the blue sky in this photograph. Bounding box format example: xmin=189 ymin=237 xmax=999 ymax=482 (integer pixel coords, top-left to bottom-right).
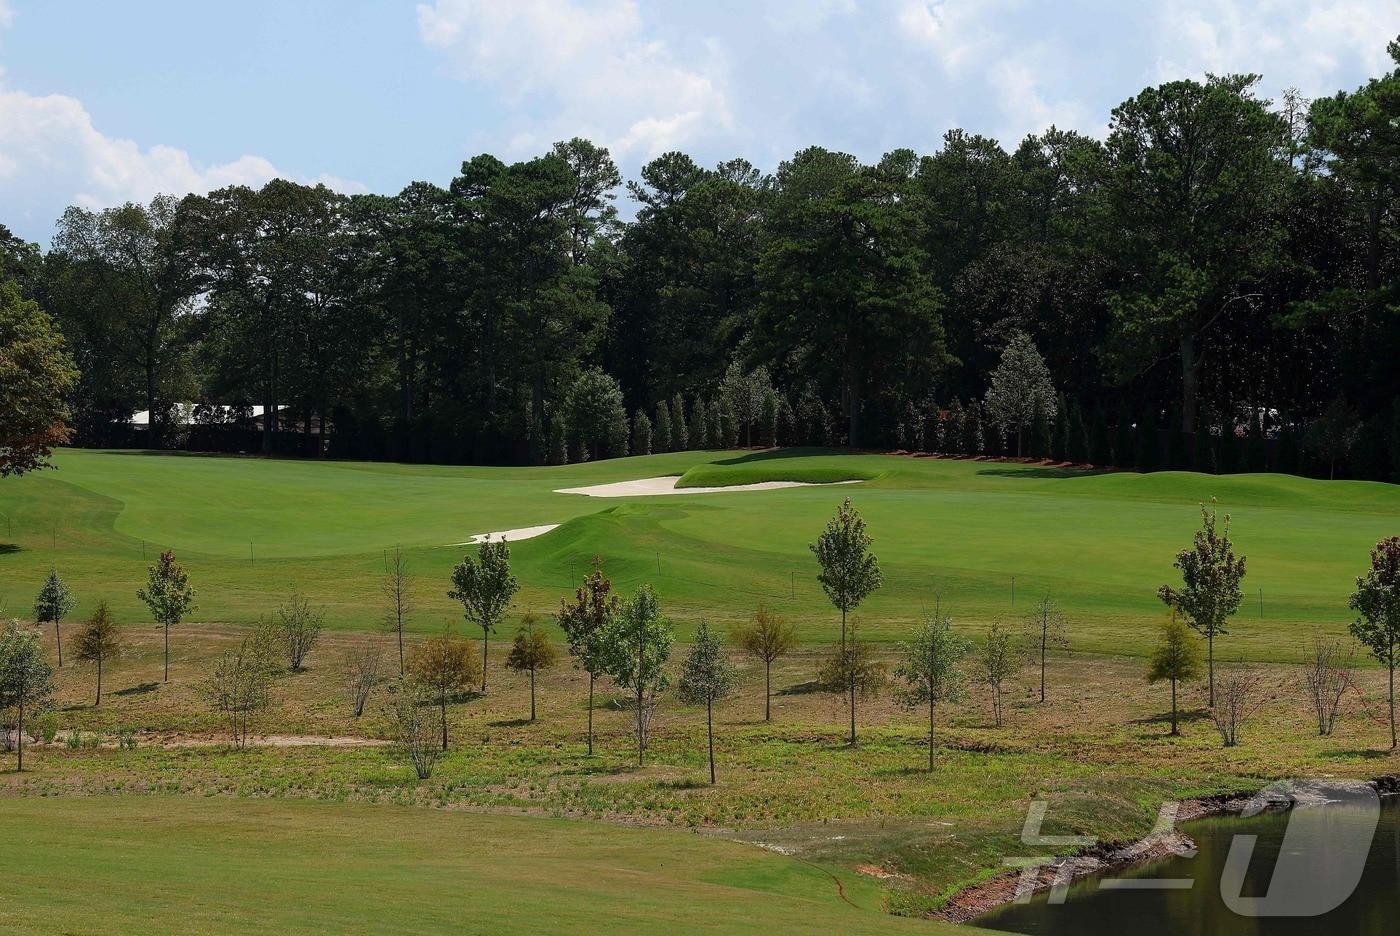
xmin=2 ymin=0 xmax=1398 ymax=243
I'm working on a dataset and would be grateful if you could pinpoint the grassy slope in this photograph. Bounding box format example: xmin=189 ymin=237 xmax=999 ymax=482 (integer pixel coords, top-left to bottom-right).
xmin=0 ymin=796 xmax=951 ymax=935
xmin=4 ymin=448 xmax=1399 ymax=656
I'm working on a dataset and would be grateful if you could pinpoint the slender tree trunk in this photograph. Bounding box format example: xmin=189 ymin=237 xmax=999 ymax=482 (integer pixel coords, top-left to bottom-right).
xmin=1180 ymin=333 xmax=1199 ymax=434
xmin=928 ymin=698 xmax=935 ymax=772
xmin=1390 ymin=657 xmax=1396 ymax=750
xmin=96 ymin=654 xmax=102 ymax=706
xmin=16 ymin=699 xmax=23 ymax=772
xmin=1170 ymin=677 xmax=1179 ymax=735
xmin=440 ymin=696 xmax=448 ymax=752
xmin=55 ymin=621 xmax=62 ymax=668
xmin=587 ymin=673 xmax=595 ymax=756
xmin=840 ymin=606 xmax=847 ymax=650
xmin=480 ymin=631 xmax=488 ymax=693
xmin=1039 ymin=629 xmax=1047 ymax=703
xmin=764 ymin=660 xmax=772 ymax=721
xmin=636 ymin=684 xmax=644 ymax=767
xmin=707 ymin=699 xmax=716 ymax=784
xmin=1207 ymin=632 xmax=1215 ymax=709
xmin=164 ymin=623 xmax=170 ymax=683
xmin=848 ymin=671 xmax=856 ymax=745
xmin=529 ymin=668 xmax=536 ymax=721
xmin=397 ymin=623 xmax=405 ymax=677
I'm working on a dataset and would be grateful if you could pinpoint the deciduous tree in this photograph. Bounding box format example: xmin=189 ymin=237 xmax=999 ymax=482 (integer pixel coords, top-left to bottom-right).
xmin=407 ymin=628 xmax=479 ymax=751
xmin=448 ymin=539 xmax=520 ymax=692
xmin=602 ymin=585 xmax=672 ymax=765
xmin=0 ymin=621 xmax=56 ymax=771
xmin=558 ymin=557 xmax=621 ymax=754
xmin=137 ymin=549 xmax=196 ymax=683
xmin=505 ymin=612 xmax=558 ymax=721
xmin=676 ymin=621 xmax=737 ymax=783
xmin=1158 ymin=499 xmax=1245 ymax=706
xmin=1349 ymin=536 xmax=1400 ymax=749
xmin=810 ymin=497 xmax=882 ymax=647
xmin=73 ymin=600 xmax=122 ymax=706
xmin=0 ymin=282 xmax=78 ymax=477
xmin=893 ymin=605 xmax=968 ymax=770
xmin=731 ymin=605 xmax=797 ymax=721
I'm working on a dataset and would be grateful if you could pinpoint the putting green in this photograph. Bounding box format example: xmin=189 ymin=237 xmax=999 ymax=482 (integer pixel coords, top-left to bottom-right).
xmin=2 ymin=447 xmax=1396 ymax=656
xmin=0 ymin=796 xmax=951 ymax=934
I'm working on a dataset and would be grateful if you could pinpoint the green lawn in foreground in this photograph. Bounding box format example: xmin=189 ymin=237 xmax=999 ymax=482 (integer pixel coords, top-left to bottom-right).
xmin=2 ymin=447 xmax=1398 ymax=657
xmin=0 ymin=796 xmax=951 ymax=935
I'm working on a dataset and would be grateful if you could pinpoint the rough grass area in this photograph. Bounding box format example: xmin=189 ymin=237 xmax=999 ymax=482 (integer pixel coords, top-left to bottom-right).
xmin=0 ymin=796 xmax=946 ymax=935
xmin=5 ymin=447 xmax=1400 ymax=655
xmin=5 ymin=626 xmax=1399 ymax=921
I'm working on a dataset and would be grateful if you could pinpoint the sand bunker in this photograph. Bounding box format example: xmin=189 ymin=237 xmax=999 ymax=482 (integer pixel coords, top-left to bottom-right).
xmin=450 ymin=524 xmax=560 ymax=547
xmin=554 ymin=476 xmax=861 ymax=497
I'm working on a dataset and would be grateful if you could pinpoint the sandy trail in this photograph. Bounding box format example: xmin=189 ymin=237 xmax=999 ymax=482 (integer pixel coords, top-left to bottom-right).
xmin=554 ymin=476 xmax=861 ymax=498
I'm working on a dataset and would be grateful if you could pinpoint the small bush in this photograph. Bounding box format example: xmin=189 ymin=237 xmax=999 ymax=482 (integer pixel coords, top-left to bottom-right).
xmin=65 ymin=730 xmax=82 ymax=750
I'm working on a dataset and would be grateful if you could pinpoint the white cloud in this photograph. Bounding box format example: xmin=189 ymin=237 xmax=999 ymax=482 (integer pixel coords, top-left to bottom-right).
xmin=0 ymin=88 xmax=365 ymax=218
xmin=416 ymin=0 xmax=731 ymax=159
xmin=0 ymin=2 xmax=362 ymax=236
xmin=1154 ymin=0 xmax=1400 ymax=97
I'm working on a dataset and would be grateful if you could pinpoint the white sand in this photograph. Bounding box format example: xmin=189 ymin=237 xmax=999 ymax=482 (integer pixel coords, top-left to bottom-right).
xmin=554 ymin=476 xmax=862 ymax=498
xmin=450 ymin=524 xmax=560 ymax=547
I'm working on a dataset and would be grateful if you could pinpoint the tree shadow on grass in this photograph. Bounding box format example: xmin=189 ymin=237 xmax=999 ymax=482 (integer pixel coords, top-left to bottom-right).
xmin=114 ymin=682 xmax=159 ymax=697
xmin=775 ymin=680 xmax=827 ymax=697
xmin=0 ymin=543 xmax=20 ymax=556
xmin=657 ymin=777 xmax=709 ymax=790
xmin=1129 ymin=709 xmax=1211 ymax=727
xmin=1318 ymin=747 xmax=1395 ymax=760
xmin=489 ymin=717 xmax=534 ymax=728
xmin=975 ymin=465 xmax=1111 ymax=480
xmin=713 ymin=447 xmax=844 ymax=466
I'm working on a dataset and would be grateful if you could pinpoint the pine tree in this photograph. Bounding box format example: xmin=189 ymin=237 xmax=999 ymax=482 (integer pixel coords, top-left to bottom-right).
xmin=33 ymin=567 xmax=76 ymax=668
xmin=1089 ymin=405 xmax=1110 ymax=466
xmin=1136 ymin=407 xmax=1159 ymax=472
xmin=1031 ymin=397 xmax=1052 ymax=460
xmin=690 ymin=396 xmax=708 ymax=450
xmin=1113 ymin=399 xmax=1135 ymax=469
xmin=653 ymin=399 xmax=672 ymax=453
xmin=631 ymin=410 xmax=652 ymax=457
xmin=1193 ymin=414 xmax=1216 ymax=474
xmin=964 ymin=402 xmax=985 ymax=455
xmin=759 ymin=387 xmax=779 ymax=447
xmin=1049 ymin=394 xmax=1068 ymax=461
xmin=707 ymin=400 xmax=724 ymax=449
xmin=670 ymin=393 xmax=688 ymax=451
xmin=945 ymin=398 xmax=965 ymax=455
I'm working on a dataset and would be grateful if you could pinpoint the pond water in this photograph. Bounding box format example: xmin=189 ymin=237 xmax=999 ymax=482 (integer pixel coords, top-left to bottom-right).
xmin=978 ymin=793 xmax=1400 ymax=936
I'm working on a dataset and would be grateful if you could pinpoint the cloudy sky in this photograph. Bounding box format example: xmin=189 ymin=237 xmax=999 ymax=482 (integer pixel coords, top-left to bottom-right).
xmin=2 ymin=0 xmax=1397 ymax=242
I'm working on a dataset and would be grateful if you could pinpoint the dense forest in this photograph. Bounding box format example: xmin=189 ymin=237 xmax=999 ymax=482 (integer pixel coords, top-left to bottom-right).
xmin=3 ymin=38 xmax=1399 ymax=479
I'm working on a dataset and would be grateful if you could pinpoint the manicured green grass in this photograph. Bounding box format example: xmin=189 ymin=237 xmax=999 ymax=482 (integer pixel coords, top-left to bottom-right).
xmin=0 ymin=796 xmax=952 ymax=934
xmin=4 ymin=447 xmax=1399 ymax=657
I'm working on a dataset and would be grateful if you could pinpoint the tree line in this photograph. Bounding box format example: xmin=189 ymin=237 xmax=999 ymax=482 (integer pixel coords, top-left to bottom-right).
xmin=2 ymin=38 xmax=1400 ymax=478
xmin=7 ymin=496 xmax=1400 ymax=780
